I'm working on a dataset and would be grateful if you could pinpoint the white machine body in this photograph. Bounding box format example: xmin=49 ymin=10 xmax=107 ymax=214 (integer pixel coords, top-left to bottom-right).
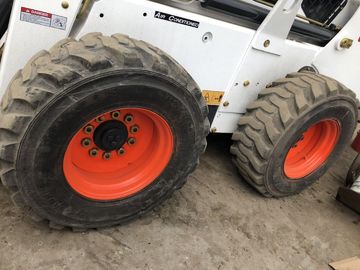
xmin=0 ymin=0 xmax=359 ymax=133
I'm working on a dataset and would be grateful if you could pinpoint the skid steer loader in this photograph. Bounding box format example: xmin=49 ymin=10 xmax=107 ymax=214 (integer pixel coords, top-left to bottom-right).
xmin=0 ymin=0 xmax=359 ymax=230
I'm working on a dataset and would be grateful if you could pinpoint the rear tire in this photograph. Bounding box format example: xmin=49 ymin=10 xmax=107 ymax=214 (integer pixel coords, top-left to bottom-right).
xmin=231 ymin=72 xmax=358 ymax=197
xmin=0 ymin=33 xmax=209 ymax=229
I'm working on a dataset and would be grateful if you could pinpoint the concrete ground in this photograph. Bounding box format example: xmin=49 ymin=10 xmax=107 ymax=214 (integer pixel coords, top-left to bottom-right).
xmin=0 ymin=134 xmax=359 ymax=270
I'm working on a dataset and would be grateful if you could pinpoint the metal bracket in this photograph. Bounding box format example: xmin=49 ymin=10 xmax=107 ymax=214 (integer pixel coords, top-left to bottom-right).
xmin=252 ymin=0 xmax=303 ymax=56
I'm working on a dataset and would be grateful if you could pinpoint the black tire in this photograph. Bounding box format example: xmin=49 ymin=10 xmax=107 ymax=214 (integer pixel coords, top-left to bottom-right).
xmin=0 ymin=0 xmax=13 ymax=39
xmin=0 ymin=33 xmax=209 ymax=229
xmin=231 ymin=72 xmax=358 ymax=197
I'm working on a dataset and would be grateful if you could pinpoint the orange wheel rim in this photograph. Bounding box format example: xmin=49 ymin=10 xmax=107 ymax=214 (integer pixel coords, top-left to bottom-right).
xmin=63 ymin=108 xmax=174 ymax=201
xmin=284 ymin=119 xmax=340 ymax=179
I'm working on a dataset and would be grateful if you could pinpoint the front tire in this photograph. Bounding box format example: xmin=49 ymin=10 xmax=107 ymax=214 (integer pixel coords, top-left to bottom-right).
xmin=0 ymin=33 xmax=209 ymax=229
xmin=231 ymin=72 xmax=358 ymax=197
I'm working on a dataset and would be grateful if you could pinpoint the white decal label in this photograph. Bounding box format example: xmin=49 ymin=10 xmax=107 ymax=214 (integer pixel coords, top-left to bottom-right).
xmin=20 ymin=7 xmax=67 ymax=30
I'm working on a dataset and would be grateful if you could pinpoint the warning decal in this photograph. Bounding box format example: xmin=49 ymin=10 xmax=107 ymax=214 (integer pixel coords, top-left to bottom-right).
xmin=20 ymin=7 xmax=67 ymax=30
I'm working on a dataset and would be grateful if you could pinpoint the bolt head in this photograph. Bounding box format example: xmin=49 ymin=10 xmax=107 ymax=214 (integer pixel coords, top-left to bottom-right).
xmin=81 ymin=138 xmax=92 ymax=147
xmin=124 ymin=114 xmax=134 ymax=123
xmin=118 ymin=148 xmax=126 ymax=156
xmin=264 ymin=40 xmax=270 ymax=48
xmin=243 ymin=80 xmax=250 ymax=87
xmin=84 ymin=125 xmax=94 ymax=134
xmin=89 ymin=148 xmax=98 ymax=157
xmin=61 ymin=1 xmax=69 ymax=9
xmin=111 ymin=111 xmax=121 ymax=119
xmin=223 ymin=101 xmax=230 ymax=107
xmin=210 ymin=128 xmax=217 ymax=133
xmin=340 ymin=38 xmax=353 ymax=49
xmin=130 ymin=125 xmax=139 ymax=134
xmin=103 ymin=152 xmax=111 ymax=160
xmin=96 ymin=116 xmax=105 ymax=123
xmin=128 ymin=137 xmax=136 ymax=145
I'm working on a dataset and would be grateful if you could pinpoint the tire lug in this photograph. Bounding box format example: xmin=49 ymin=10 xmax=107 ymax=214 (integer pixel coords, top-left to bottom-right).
xmin=124 ymin=114 xmax=134 ymax=123
xmin=89 ymin=148 xmax=98 ymax=157
xmin=103 ymin=152 xmax=112 ymax=160
xmin=118 ymin=148 xmax=126 ymax=156
xmin=130 ymin=125 xmax=139 ymax=134
xmin=84 ymin=125 xmax=94 ymax=134
xmin=128 ymin=137 xmax=136 ymax=146
xmin=111 ymin=111 xmax=121 ymax=119
xmin=81 ymin=138 xmax=92 ymax=148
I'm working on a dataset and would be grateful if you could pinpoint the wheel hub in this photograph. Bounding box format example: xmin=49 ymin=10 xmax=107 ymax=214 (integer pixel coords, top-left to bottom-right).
xmin=284 ymin=119 xmax=340 ymax=179
xmin=63 ymin=108 xmax=174 ymax=201
xmin=94 ymin=120 xmax=128 ymax=151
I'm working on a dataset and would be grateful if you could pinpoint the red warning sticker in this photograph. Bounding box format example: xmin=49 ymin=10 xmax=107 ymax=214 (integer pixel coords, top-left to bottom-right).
xmin=20 ymin=7 xmax=67 ymax=30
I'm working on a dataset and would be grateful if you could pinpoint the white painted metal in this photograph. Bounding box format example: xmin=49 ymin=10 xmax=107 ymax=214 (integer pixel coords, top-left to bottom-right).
xmin=77 ymin=0 xmax=255 ymax=94
xmin=252 ymin=0 xmax=303 ymax=55
xmin=313 ymin=8 xmax=360 ymax=96
xmin=332 ymin=0 xmax=360 ymax=27
xmin=0 ymin=0 xmax=359 ymax=134
xmin=0 ymin=0 xmax=83 ymax=99
xmin=212 ymin=0 xmax=320 ymax=132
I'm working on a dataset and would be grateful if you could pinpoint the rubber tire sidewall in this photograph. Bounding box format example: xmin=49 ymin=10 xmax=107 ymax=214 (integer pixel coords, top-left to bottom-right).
xmin=265 ymin=98 xmax=357 ymax=196
xmin=16 ymin=71 xmax=204 ymax=228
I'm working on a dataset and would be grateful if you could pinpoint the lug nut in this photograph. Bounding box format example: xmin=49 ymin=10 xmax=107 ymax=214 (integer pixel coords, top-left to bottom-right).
xmin=130 ymin=125 xmax=140 ymax=134
xmin=96 ymin=116 xmax=105 ymax=123
xmin=111 ymin=111 xmax=121 ymax=119
xmin=128 ymin=137 xmax=136 ymax=146
xmin=124 ymin=114 xmax=134 ymax=123
xmin=103 ymin=152 xmax=112 ymax=160
xmin=84 ymin=125 xmax=94 ymax=134
xmin=81 ymin=138 xmax=92 ymax=147
xmin=89 ymin=148 xmax=98 ymax=157
xmin=118 ymin=148 xmax=126 ymax=156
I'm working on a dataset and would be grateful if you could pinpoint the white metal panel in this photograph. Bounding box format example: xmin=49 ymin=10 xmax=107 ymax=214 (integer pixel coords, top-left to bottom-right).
xmin=313 ymin=9 xmax=360 ymax=96
xmin=213 ymin=41 xmax=320 ymax=133
xmin=218 ymin=40 xmax=319 ymax=115
xmin=252 ymin=0 xmax=303 ymax=55
xmin=0 ymin=0 xmax=83 ymax=98
xmin=331 ymin=0 xmax=360 ymax=27
xmin=77 ymin=0 xmax=255 ymax=92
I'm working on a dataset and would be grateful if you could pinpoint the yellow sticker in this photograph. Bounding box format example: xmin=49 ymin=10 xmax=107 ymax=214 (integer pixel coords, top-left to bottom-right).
xmin=202 ymin=90 xmax=224 ymax=106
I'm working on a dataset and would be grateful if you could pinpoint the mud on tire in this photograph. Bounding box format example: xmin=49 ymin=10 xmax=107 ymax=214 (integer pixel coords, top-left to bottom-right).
xmin=0 ymin=33 xmax=209 ymax=230
xmin=231 ymin=72 xmax=358 ymax=197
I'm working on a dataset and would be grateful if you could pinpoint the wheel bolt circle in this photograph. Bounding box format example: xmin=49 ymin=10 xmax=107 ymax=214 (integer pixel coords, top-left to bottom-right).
xmin=118 ymin=148 xmax=126 ymax=156
xmin=128 ymin=137 xmax=136 ymax=145
xmin=111 ymin=111 xmax=121 ymax=119
xmin=84 ymin=125 xmax=94 ymax=134
xmin=130 ymin=125 xmax=139 ymax=134
xmin=103 ymin=152 xmax=112 ymax=160
xmin=89 ymin=148 xmax=98 ymax=157
xmin=124 ymin=114 xmax=134 ymax=123
xmin=81 ymin=138 xmax=92 ymax=147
